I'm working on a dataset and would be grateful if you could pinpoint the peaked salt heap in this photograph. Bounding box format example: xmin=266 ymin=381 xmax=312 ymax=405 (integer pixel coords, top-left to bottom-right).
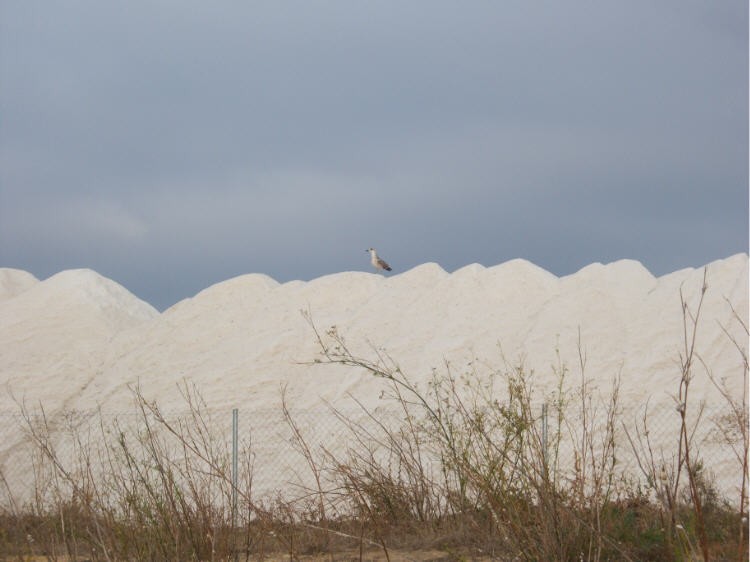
xmin=0 ymin=256 xmax=745 ymax=415
xmin=0 ymin=255 xmax=747 ymax=500
xmin=0 ymin=269 xmax=158 ymax=411
xmin=0 ymin=268 xmax=39 ymax=302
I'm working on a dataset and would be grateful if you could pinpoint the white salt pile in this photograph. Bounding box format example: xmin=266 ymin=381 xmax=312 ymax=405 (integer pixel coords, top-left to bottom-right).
xmin=0 ymin=268 xmax=38 ymax=302
xmin=0 ymin=255 xmax=747 ymax=499
xmin=4 ymin=256 xmax=744 ymax=411
xmin=0 ymin=269 xmax=159 ymax=412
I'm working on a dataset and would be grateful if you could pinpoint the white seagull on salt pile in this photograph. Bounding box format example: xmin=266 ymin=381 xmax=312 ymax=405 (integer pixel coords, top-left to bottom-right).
xmin=366 ymin=248 xmax=392 ymax=272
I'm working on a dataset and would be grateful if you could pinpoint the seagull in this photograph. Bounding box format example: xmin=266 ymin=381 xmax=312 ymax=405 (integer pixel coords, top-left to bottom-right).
xmin=366 ymin=248 xmax=392 ymax=272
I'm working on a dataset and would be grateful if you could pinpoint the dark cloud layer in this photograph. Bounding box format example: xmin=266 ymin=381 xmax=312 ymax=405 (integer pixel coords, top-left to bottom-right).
xmin=1 ymin=1 xmax=747 ymax=310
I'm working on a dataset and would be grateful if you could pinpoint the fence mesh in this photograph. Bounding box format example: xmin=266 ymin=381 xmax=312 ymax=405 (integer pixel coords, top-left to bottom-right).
xmin=0 ymin=400 xmax=745 ymax=512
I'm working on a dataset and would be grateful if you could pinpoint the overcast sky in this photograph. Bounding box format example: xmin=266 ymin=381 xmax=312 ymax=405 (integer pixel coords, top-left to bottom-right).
xmin=1 ymin=2 xmax=747 ymax=310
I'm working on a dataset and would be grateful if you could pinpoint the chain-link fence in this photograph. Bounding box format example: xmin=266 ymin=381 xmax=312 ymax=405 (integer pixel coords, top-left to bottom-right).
xmin=0 ymin=400 xmax=745 ymax=512
xmin=541 ymin=401 xmax=744 ymax=500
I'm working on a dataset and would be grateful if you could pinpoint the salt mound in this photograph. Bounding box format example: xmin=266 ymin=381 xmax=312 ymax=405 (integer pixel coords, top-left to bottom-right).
xmin=0 ymin=255 xmax=747 ymax=501
xmin=167 ymin=273 xmax=280 ymax=315
xmin=0 ymin=268 xmax=39 ymax=302
xmin=3 ymin=258 xmax=746 ymax=410
xmin=0 ymin=257 xmax=746 ymax=415
xmin=0 ymin=269 xmax=158 ymax=411
xmin=561 ymin=259 xmax=656 ymax=293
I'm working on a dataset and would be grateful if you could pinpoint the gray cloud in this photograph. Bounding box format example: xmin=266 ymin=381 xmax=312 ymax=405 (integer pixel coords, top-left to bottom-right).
xmin=1 ymin=1 xmax=746 ymax=309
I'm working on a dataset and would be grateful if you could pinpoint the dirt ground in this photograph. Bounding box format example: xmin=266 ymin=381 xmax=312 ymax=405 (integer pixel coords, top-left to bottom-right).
xmin=12 ymin=550 xmax=494 ymax=562
xmin=258 ymin=550 xmax=491 ymax=561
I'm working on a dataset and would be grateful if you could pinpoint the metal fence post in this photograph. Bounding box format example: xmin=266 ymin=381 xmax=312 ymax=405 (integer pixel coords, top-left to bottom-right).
xmin=541 ymin=403 xmax=549 ymax=468
xmin=231 ymin=408 xmax=238 ymax=561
